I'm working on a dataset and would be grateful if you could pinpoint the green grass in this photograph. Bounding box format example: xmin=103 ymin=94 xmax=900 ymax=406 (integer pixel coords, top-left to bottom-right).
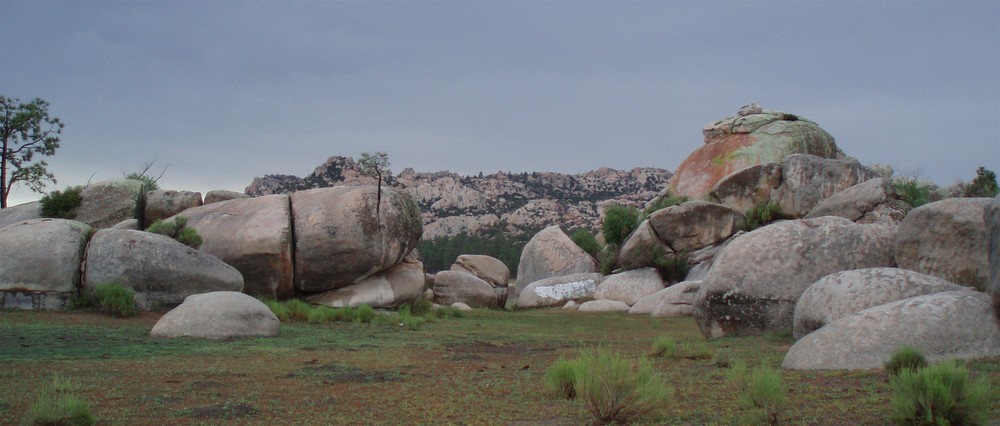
xmin=545 ymin=357 xmax=582 ymax=399
xmin=891 ymin=361 xmax=994 ymax=425
xmin=574 ymin=345 xmax=670 ymax=424
xmin=884 ymin=346 xmax=927 ymax=377
xmin=23 ymin=374 xmax=95 ymax=426
xmin=0 ymin=310 xmax=998 ymax=424
xmin=92 ymin=283 xmax=136 ymax=317
xmin=649 ymin=335 xmax=677 ymax=358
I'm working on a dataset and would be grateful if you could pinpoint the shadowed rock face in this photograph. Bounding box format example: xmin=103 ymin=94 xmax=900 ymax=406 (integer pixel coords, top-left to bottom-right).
xmin=987 ymin=195 xmax=1000 ymax=318
xmin=692 ymin=217 xmax=896 ymax=339
xmin=895 ymin=197 xmax=993 ymax=289
xmin=670 ymin=110 xmax=844 ymax=200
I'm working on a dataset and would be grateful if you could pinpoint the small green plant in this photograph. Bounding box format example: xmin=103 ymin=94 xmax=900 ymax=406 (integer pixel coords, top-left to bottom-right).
xmin=574 ymin=346 xmax=670 ymax=424
xmin=648 ymin=335 xmax=677 ymax=358
xmin=545 ymin=357 xmax=582 ymax=399
xmin=597 ymin=244 xmax=620 ymax=275
xmin=602 ymin=204 xmax=642 ymax=247
xmin=740 ymin=366 xmax=788 ymax=425
xmin=678 ymin=341 xmax=713 ymax=360
xmin=283 ymin=299 xmax=312 ymax=322
xmin=354 ymin=304 xmax=375 ymax=324
xmin=884 ymin=346 xmax=928 ymax=376
xmin=727 ymin=358 xmax=749 ymax=390
xmin=24 ymin=374 xmax=96 ymax=426
xmin=92 ymin=282 xmax=136 ymax=317
xmin=741 ymin=200 xmax=782 ymax=231
xmin=891 ymin=360 xmax=993 ymax=425
xmin=643 ymin=194 xmax=688 ymax=216
xmin=570 ymin=228 xmax=599 ymax=257
xmin=964 ymin=166 xmax=999 ymax=198
xmin=432 ymin=305 xmax=465 ymax=319
xmin=652 ymin=249 xmax=689 ymax=283
xmin=892 ymin=176 xmax=937 ymax=208
xmin=38 ymin=185 xmax=84 ymax=219
xmin=405 ymin=298 xmax=435 ymax=317
xmin=713 ymin=348 xmax=734 ymax=368
xmin=146 ymin=216 xmax=203 ymax=249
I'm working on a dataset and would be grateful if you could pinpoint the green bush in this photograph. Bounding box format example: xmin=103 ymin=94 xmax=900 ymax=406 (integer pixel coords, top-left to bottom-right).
xmin=146 ymin=216 xmax=203 ymax=249
xmin=652 ymin=250 xmax=689 ymax=284
xmin=38 ymin=185 xmax=84 ymax=219
xmin=575 ymin=346 xmax=670 ymax=424
xmin=964 ymin=166 xmax=999 ymax=198
xmin=405 ymin=298 xmax=435 ymax=317
xmin=643 ymin=194 xmax=688 ymax=216
xmin=354 ymin=304 xmax=375 ymax=324
xmin=741 ymin=200 xmax=782 ymax=231
xmin=602 ymin=204 xmax=641 ymax=246
xmin=93 ymin=283 xmax=136 ymax=317
xmin=545 ymin=357 xmax=582 ymax=399
xmin=570 ymin=228 xmax=599 ymax=257
xmin=892 ymin=176 xmax=937 ymax=208
xmin=648 ymin=335 xmax=676 ymax=358
xmin=884 ymin=346 xmax=928 ymax=376
xmin=597 ymin=244 xmax=620 ymax=275
xmin=891 ymin=361 xmax=993 ymax=425
xmin=24 ymin=374 xmax=96 ymax=426
xmin=284 ymin=299 xmax=312 ymax=322
xmin=739 ymin=366 xmax=787 ymax=425
xmin=727 ymin=359 xmax=749 ymax=390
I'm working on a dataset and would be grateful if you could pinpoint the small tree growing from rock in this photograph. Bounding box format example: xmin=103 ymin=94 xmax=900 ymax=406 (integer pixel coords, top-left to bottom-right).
xmin=358 ymin=151 xmax=390 ymax=225
xmin=964 ymin=166 xmax=999 ymax=198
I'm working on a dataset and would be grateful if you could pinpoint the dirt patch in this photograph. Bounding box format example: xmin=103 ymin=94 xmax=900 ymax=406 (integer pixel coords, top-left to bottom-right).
xmin=289 ymin=363 xmax=403 ymax=384
xmin=446 ymin=340 xmax=555 ymax=355
xmin=190 ymin=380 xmax=224 ymax=390
xmin=186 ymin=402 xmax=257 ymax=419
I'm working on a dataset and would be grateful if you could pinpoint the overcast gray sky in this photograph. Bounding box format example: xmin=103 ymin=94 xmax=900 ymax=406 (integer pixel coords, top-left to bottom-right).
xmin=2 ymin=0 xmax=998 ymax=206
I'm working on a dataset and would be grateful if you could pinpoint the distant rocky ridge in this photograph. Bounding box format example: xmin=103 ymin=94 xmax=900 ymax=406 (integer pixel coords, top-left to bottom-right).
xmin=246 ymin=156 xmax=672 ymax=239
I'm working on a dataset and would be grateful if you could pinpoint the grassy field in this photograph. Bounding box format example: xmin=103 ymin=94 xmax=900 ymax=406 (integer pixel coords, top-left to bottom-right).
xmin=1 ymin=308 xmax=998 ymax=425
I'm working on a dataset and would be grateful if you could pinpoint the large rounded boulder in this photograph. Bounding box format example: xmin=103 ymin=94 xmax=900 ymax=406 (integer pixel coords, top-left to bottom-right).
xmin=669 ymin=108 xmax=844 ymax=200
xmin=307 ymin=255 xmax=425 ymax=308
xmin=151 ymin=291 xmax=279 ymax=339
xmin=0 ymin=201 xmax=42 ymax=229
xmin=783 ymin=290 xmax=1000 ymax=370
xmin=515 ymin=225 xmax=597 ymax=299
xmin=647 ymin=201 xmax=744 ymax=253
xmin=595 ymin=268 xmax=664 ymax=306
xmin=84 ymin=229 xmax=244 ymax=310
xmin=895 ymin=197 xmax=992 ymax=289
xmin=291 ymin=186 xmax=422 ymax=292
xmin=628 ymin=281 xmax=702 ymax=317
xmin=0 ymin=219 xmax=92 ymax=310
xmin=75 ymin=179 xmax=146 ymax=229
xmin=171 ymin=194 xmax=294 ymax=299
xmin=793 ymin=268 xmax=966 ymax=338
xmin=692 ymin=216 xmax=896 ymax=339
xmin=433 ymin=270 xmax=500 ymax=308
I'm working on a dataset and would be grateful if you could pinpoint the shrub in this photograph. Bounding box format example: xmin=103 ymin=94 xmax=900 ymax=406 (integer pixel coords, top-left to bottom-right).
xmin=432 ymin=305 xmax=465 ymax=319
xmin=39 ymin=185 xmax=84 ymax=219
xmin=406 ymin=298 xmax=435 ymax=317
xmin=146 ymin=216 xmax=203 ymax=249
xmin=712 ymin=348 xmax=734 ymax=368
xmin=643 ymin=194 xmax=688 ymax=216
xmin=597 ymin=244 xmax=620 ymax=275
xmin=25 ymin=374 xmax=96 ymax=426
xmin=648 ymin=335 xmax=676 ymax=358
xmin=570 ymin=228 xmax=599 ymax=257
xmin=354 ymin=304 xmax=375 ymax=324
xmin=964 ymin=166 xmax=999 ymax=198
xmin=545 ymin=357 xmax=582 ymax=399
xmin=892 ymin=176 xmax=937 ymax=208
xmin=739 ymin=366 xmax=787 ymax=425
xmin=741 ymin=200 xmax=782 ymax=231
xmin=884 ymin=346 xmax=928 ymax=376
xmin=891 ymin=361 xmax=993 ymax=425
xmin=284 ymin=299 xmax=312 ymax=322
xmin=93 ymin=282 xmax=136 ymax=317
xmin=652 ymin=249 xmax=689 ymax=284
xmin=726 ymin=359 xmax=749 ymax=390
xmin=602 ymin=204 xmax=641 ymax=247
xmin=574 ymin=346 xmax=670 ymax=424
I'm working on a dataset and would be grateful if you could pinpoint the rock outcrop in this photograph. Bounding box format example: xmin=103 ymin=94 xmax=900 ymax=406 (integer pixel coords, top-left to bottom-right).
xmin=84 ymin=229 xmax=245 ymax=310
xmin=594 ymin=268 xmax=664 ymax=306
xmin=0 ymin=219 xmax=92 ymax=310
xmin=307 ymin=255 xmax=425 ymax=308
xmin=151 ymin=291 xmax=280 ymax=339
xmin=204 ymin=190 xmax=249 ymax=205
xmin=804 ymin=178 xmax=910 ymax=225
xmin=670 ymin=108 xmax=844 ymax=200
xmin=0 ymin=201 xmax=42 ymax=229
xmin=515 ymin=225 xmax=597 ymax=298
xmin=783 ymin=291 xmax=1000 ymax=370
xmin=772 ymin=154 xmax=880 ymax=218
xmin=692 ymin=217 xmax=896 ymax=339
xmin=895 ymin=197 xmax=993 ymax=289
xmin=647 ymin=201 xmax=744 ymax=253
xmin=433 ymin=270 xmax=500 ymax=308
xmin=987 ymin=195 xmax=1000 ymax=316
xmin=793 ymin=268 xmax=966 ymax=338
xmin=74 ymin=179 xmax=146 ymax=229
xmin=517 ymin=273 xmax=603 ymax=309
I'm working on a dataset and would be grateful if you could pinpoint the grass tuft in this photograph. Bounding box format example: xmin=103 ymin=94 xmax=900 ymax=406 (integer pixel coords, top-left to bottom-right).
xmin=92 ymin=282 xmax=136 ymax=317
xmin=24 ymin=374 xmax=96 ymax=426
xmin=574 ymin=345 xmax=670 ymax=424
xmin=884 ymin=346 xmax=928 ymax=377
xmin=891 ymin=360 xmax=994 ymax=425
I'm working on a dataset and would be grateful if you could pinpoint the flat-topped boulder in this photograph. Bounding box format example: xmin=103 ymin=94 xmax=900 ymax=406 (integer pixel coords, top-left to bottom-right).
xmin=595 ymin=268 xmax=664 ymax=306
xmin=75 ymin=179 xmax=146 ymax=229
xmin=144 ymin=190 xmax=203 ymax=225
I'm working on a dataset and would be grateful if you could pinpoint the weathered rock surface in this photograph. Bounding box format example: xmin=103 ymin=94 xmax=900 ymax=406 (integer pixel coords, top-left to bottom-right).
xmin=669 ymin=109 xmax=844 ymax=200
xmin=110 ymin=219 xmax=139 ymax=230
xmin=144 ymin=190 xmax=203 ymax=225
xmin=804 ymin=178 xmax=910 ymax=225
xmin=204 ymin=190 xmax=249 ymax=205
xmin=783 ymin=291 xmax=1000 ymax=370
xmin=84 ymin=229 xmax=244 ymax=310
xmin=75 ymin=179 xmax=145 ymax=229
xmin=0 ymin=219 xmax=92 ymax=310
xmin=451 ymin=302 xmax=473 ymax=312
xmin=172 ymin=195 xmax=294 ymax=299
xmin=307 ymin=255 xmax=425 ymax=308
xmin=772 ymin=154 xmax=879 ymax=218
xmin=578 ymin=299 xmax=631 ymax=313
xmin=247 ymin=155 xmax=671 ymax=240
xmin=895 ymin=198 xmax=992 ymax=289
xmin=648 ymin=201 xmax=744 ymax=252
xmin=793 ymin=268 xmax=967 ymax=338
xmin=693 ymin=217 xmax=896 ymax=339
xmin=0 ymin=201 xmax=42 ymax=229
xmin=987 ymin=195 xmax=1000 ymax=314
xmin=595 ymin=268 xmax=664 ymax=306
xmin=433 ymin=270 xmax=500 ymax=308
xmin=710 ymin=163 xmax=783 ymax=213
xmin=517 ymin=273 xmax=604 ymax=309
xmin=150 ymin=291 xmax=279 ymax=339
xmin=629 ymin=281 xmax=702 ymax=317
xmin=515 ymin=225 xmax=597 ymax=299
xmin=451 ymin=255 xmax=510 ymax=288
xmin=291 ymin=186 xmax=422 ymax=292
